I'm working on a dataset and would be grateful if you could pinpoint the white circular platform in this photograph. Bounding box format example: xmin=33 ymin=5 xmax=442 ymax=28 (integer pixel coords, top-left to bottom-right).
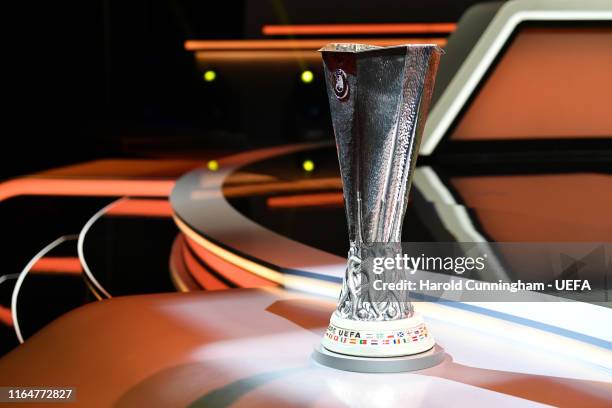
xmin=312 ymin=344 xmax=445 ymax=373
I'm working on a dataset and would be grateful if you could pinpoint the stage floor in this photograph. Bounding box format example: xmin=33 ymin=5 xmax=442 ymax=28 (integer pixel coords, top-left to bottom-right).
xmin=1 ymin=145 xmax=611 ymax=407
xmin=1 ymin=288 xmax=611 ymax=407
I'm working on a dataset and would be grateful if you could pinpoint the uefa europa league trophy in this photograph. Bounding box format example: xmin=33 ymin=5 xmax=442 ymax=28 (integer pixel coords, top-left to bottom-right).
xmin=314 ymin=43 xmax=443 ymax=370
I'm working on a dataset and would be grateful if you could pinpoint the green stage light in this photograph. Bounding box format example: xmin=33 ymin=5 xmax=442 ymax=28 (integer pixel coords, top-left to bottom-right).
xmin=301 ymin=70 xmax=314 ymax=84
xmin=302 ymin=159 xmax=315 ymax=172
xmin=207 ymin=160 xmax=219 ymax=171
xmin=203 ymin=70 xmax=217 ymax=82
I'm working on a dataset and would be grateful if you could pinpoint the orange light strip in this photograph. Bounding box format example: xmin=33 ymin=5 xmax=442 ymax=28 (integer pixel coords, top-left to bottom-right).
xmin=0 ymin=178 xmax=175 ymax=202
xmin=169 ymin=235 xmax=202 ymax=292
xmin=195 ymin=50 xmax=323 ymax=62
xmin=267 ymin=192 xmax=344 ymax=208
xmin=185 ymin=37 xmax=446 ymax=51
xmin=184 ymin=236 xmax=277 ymax=288
xmin=262 ymin=23 xmax=456 ymax=36
xmin=105 ymin=198 xmax=173 ymax=218
xmin=174 ymin=214 xmax=340 ymax=298
xmin=218 ymin=177 xmax=342 ymax=199
xmin=181 ymin=242 xmax=230 ymax=291
xmin=0 ymin=306 xmax=13 ymax=327
xmin=31 ymin=257 xmax=82 ymax=274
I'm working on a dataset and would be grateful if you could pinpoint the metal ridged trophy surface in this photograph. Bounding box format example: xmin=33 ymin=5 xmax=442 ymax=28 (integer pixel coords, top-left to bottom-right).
xmin=318 ymin=43 xmax=442 ymax=362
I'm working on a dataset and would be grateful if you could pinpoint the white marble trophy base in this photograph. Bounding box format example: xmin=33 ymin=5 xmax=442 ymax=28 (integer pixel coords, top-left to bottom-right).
xmin=320 ymin=313 xmax=435 ymax=357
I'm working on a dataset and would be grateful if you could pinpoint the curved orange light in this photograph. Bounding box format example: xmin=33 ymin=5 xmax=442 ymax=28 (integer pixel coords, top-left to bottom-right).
xmin=262 ymin=23 xmax=456 ymax=36
xmin=267 ymin=192 xmax=344 ymax=208
xmin=31 ymin=257 xmax=82 ymax=274
xmin=105 ymin=198 xmax=173 ymax=218
xmin=0 ymin=179 xmax=175 ymax=202
xmin=185 ymin=38 xmax=446 ymax=51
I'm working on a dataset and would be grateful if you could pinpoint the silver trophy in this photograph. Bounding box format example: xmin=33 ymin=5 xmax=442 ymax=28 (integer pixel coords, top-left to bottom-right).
xmin=318 ymin=44 xmax=442 ymax=359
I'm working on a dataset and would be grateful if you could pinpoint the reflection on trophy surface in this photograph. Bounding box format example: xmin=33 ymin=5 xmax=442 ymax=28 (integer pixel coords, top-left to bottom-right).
xmin=319 ymin=43 xmax=442 ymax=358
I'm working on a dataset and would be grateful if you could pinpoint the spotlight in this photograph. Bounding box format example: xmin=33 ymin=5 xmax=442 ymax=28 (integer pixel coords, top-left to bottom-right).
xmin=301 ymin=70 xmax=314 ymax=84
xmin=207 ymin=160 xmax=219 ymax=171
xmin=203 ymin=70 xmax=217 ymax=82
xmin=302 ymin=159 xmax=315 ymax=172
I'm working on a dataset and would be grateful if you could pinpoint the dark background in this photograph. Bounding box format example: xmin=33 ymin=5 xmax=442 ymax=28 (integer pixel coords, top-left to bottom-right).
xmin=0 ymin=0 xmax=482 ymax=178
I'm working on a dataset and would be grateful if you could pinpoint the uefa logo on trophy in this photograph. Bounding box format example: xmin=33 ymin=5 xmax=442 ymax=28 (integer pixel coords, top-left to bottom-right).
xmin=313 ymin=43 xmax=445 ymax=372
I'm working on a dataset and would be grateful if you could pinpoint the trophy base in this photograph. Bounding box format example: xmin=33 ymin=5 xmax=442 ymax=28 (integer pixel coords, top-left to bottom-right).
xmin=320 ymin=313 xmax=435 ymax=357
xmin=312 ymin=344 xmax=445 ymax=373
